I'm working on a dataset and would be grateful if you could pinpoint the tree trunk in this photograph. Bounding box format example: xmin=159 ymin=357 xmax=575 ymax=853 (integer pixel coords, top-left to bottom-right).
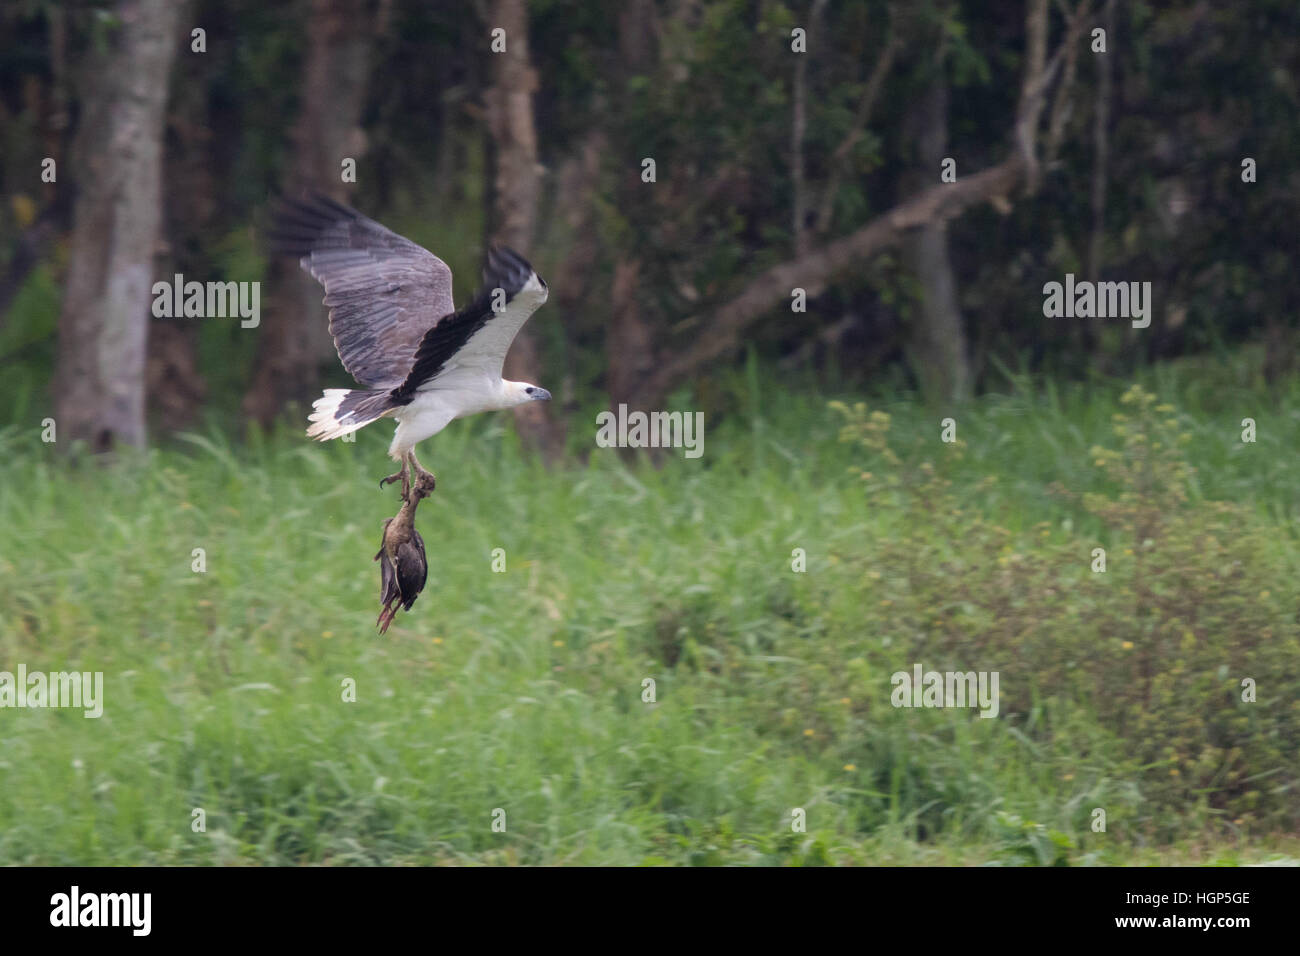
xmin=148 ymin=24 xmax=219 ymax=434
xmin=902 ymin=74 xmax=972 ymax=404
xmin=792 ymin=0 xmax=828 ymax=258
xmin=484 ymin=0 xmax=564 ymax=460
xmin=602 ymin=0 xmax=661 ymax=414
xmin=607 ymin=259 xmax=657 ymax=407
xmin=546 ymin=130 xmax=605 ymax=421
xmin=244 ymin=0 xmax=375 ymax=428
xmin=54 ymin=0 xmax=185 ymax=451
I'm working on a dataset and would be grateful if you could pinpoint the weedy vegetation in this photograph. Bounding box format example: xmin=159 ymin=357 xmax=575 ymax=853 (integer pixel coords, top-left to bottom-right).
xmin=0 ymin=362 xmax=1296 ymax=865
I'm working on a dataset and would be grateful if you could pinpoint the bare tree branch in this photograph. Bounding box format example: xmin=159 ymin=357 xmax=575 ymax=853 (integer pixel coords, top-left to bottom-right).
xmin=1046 ymin=1 xmax=1091 ymax=167
xmin=814 ymin=28 xmax=900 ymax=237
xmin=1015 ymin=0 xmax=1067 ymax=193
xmin=628 ymin=0 xmax=1065 ymax=408
xmin=630 ymin=158 xmax=1026 ymax=406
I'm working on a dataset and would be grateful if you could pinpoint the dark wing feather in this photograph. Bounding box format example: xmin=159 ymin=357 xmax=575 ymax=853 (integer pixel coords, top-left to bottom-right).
xmin=392 ymin=245 xmax=546 ymax=402
xmin=267 ymin=194 xmax=455 ymax=389
xmin=396 ymin=528 xmax=428 ymax=611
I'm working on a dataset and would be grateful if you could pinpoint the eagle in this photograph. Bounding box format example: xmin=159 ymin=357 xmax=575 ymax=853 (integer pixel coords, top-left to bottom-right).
xmin=269 ymin=194 xmax=551 ymax=496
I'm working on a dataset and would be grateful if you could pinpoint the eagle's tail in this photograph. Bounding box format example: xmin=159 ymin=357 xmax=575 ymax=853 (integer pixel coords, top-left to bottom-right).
xmin=307 ymin=388 xmax=395 ymax=441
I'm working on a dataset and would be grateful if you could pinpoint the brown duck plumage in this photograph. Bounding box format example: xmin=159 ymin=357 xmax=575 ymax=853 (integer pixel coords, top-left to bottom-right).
xmin=374 ymin=471 xmax=436 ymax=633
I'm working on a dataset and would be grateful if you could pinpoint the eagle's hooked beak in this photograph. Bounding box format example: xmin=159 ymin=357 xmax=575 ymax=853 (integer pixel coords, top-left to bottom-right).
xmin=532 ymin=387 xmax=552 ymax=402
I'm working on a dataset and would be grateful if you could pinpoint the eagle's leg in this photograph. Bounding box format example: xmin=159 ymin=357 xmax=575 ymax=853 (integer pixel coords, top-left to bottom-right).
xmin=379 ymin=457 xmax=409 ymax=497
xmin=407 ymin=449 xmax=436 ymax=490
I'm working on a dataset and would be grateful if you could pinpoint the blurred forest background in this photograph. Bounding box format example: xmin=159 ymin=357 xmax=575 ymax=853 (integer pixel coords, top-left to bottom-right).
xmin=1 ymin=0 xmax=1296 ymax=446
xmin=0 ymin=0 xmax=1298 ymax=865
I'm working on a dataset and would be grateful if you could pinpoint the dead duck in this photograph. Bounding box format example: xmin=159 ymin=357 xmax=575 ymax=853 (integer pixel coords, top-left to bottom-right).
xmin=374 ymin=470 xmax=437 ymax=633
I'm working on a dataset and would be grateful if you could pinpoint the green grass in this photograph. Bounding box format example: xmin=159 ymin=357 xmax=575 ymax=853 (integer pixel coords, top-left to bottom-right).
xmin=0 ymin=365 xmax=1297 ymax=865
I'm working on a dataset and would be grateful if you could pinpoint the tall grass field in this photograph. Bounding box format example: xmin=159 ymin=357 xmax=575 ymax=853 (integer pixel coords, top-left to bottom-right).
xmin=1 ymin=362 xmax=1297 ymax=865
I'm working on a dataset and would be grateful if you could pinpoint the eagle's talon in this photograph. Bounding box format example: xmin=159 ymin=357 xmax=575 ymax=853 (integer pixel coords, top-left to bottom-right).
xmin=380 ymin=460 xmax=410 ymax=499
xmin=407 ymin=450 xmax=436 ymax=494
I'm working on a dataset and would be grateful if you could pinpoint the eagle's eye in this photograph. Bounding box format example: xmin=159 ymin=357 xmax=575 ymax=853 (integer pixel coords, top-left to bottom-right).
xmin=525 ymin=387 xmax=535 ymax=395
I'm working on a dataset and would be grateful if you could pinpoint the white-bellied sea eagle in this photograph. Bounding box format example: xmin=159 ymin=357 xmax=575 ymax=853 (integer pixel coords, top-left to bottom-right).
xmin=269 ymin=194 xmax=551 ymax=496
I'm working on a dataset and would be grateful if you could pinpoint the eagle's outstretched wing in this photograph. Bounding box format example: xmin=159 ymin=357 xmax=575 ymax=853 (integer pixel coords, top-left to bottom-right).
xmin=268 ymin=194 xmax=455 ymax=389
xmin=392 ymin=245 xmax=548 ymax=402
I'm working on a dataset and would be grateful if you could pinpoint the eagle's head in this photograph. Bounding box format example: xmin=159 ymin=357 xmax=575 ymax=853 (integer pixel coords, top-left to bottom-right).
xmin=504 ymin=381 xmax=552 ymax=406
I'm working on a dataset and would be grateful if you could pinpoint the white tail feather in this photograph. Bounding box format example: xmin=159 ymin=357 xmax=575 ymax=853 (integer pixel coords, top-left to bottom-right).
xmin=307 ymin=389 xmax=370 ymax=441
